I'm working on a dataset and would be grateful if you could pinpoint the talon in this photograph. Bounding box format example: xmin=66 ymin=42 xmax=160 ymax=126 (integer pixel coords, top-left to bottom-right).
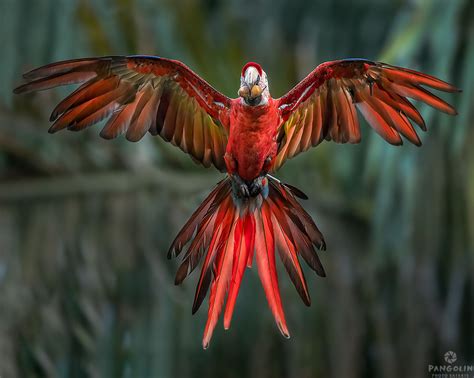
xmin=240 ymin=184 xmax=250 ymax=198
xmin=231 ymin=174 xmax=251 ymax=198
xmin=249 ymin=183 xmax=260 ymax=197
xmin=249 ymin=176 xmax=267 ymax=197
xmin=231 ymin=174 xmax=269 ymax=199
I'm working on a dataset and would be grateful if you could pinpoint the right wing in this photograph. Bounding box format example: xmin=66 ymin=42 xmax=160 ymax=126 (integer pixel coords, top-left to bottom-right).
xmin=14 ymin=55 xmax=231 ymax=171
xmin=273 ymin=59 xmax=459 ymax=171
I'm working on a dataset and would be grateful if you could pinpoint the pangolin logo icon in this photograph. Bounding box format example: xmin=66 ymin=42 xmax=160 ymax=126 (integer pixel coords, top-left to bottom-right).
xmin=444 ymin=351 xmax=457 ymax=364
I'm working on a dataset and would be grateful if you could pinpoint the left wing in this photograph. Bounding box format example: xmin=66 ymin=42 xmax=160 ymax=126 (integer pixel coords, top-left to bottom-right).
xmin=14 ymin=56 xmax=231 ymax=171
xmin=273 ymin=59 xmax=459 ymax=171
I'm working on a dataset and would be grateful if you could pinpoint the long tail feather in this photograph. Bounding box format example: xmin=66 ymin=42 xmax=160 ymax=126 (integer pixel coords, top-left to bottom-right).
xmin=192 ymin=199 xmax=233 ymax=313
xmin=255 ymin=203 xmax=289 ymax=337
xmin=167 ymin=179 xmax=230 ymax=259
xmin=269 ymin=198 xmax=310 ymax=305
xmin=202 ymin=212 xmax=237 ymax=349
xmin=223 ymin=214 xmax=251 ymax=329
xmin=171 ymin=176 xmax=326 ymax=348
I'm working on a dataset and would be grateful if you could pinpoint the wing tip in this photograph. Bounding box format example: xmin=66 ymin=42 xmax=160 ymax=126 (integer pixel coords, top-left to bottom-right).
xmin=47 ymin=125 xmax=60 ymax=134
xmin=447 ymin=107 xmax=458 ymax=116
xmin=13 ymin=84 xmax=29 ymax=94
xmin=412 ymin=138 xmax=422 ymax=147
xmin=125 ymin=133 xmax=142 ymax=143
xmin=12 ymin=87 xmax=22 ymax=95
xmin=99 ymin=129 xmax=116 ymax=140
xmin=440 ymin=83 xmax=462 ymax=93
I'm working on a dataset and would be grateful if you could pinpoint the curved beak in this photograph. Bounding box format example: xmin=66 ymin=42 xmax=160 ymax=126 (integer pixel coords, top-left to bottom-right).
xmin=238 ymin=84 xmax=262 ymax=99
xmin=239 ymin=66 xmax=264 ymax=100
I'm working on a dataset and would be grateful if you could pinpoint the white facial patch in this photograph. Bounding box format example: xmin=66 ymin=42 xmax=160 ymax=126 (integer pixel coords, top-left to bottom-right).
xmin=240 ymin=66 xmax=270 ymax=106
xmin=244 ymin=66 xmax=260 ymax=86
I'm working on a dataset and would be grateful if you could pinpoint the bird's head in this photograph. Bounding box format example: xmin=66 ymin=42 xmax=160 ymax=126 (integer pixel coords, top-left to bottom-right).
xmin=238 ymin=62 xmax=269 ymax=106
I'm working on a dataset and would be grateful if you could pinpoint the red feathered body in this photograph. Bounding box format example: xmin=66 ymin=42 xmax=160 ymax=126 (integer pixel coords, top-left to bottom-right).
xmin=225 ymin=98 xmax=280 ymax=181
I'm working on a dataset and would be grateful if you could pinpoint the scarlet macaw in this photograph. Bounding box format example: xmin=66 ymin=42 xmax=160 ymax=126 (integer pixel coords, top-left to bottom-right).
xmin=14 ymin=56 xmax=459 ymax=348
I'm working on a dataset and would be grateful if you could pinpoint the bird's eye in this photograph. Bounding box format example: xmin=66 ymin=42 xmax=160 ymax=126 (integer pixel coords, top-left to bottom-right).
xmin=255 ymin=74 xmax=260 ymax=84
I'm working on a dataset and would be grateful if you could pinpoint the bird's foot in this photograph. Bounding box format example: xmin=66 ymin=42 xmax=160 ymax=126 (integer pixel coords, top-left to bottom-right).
xmin=231 ymin=174 xmax=250 ymax=199
xmin=249 ymin=176 xmax=268 ymax=197
xmin=230 ymin=174 xmax=268 ymax=199
xmin=238 ymin=183 xmax=250 ymax=198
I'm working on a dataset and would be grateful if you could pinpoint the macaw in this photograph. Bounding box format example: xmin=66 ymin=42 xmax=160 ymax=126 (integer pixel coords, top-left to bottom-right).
xmin=14 ymin=56 xmax=459 ymax=348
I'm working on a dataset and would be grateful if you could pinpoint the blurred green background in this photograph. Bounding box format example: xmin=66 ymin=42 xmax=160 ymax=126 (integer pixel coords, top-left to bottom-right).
xmin=0 ymin=0 xmax=473 ymax=377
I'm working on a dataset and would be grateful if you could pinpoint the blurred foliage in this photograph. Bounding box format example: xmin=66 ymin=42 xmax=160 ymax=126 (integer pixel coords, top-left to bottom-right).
xmin=0 ymin=0 xmax=473 ymax=377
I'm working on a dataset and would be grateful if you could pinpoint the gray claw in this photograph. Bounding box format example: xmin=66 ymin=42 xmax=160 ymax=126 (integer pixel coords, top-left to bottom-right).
xmin=249 ymin=176 xmax=265 ymax=197
xmin=240 ymin=184 xmax=250 ymax=198
xmin=249 ymin=183 xmax=261 ymax=197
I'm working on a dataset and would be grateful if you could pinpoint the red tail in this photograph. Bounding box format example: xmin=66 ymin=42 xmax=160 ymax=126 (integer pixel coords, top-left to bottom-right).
xmin=169 ymin=176 xmax=326 ymax=349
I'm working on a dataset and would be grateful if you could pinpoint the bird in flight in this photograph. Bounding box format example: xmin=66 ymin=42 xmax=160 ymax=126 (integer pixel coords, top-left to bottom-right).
xmin=14 ymin=55 xmax=459 ymax=348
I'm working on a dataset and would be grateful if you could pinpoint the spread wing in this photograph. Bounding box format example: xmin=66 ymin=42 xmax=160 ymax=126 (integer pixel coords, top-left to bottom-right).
xmin=273 ymin=59 xmax=459 ymax=171
xmin=14 ymin=55 xmax=231 ymax=171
